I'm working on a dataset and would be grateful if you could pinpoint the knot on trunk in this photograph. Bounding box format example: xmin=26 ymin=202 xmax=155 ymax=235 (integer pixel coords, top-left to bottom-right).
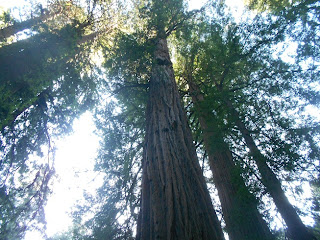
xmin=154 ymin=38 xmax=172 ymax=66
xmin=156 ymin=57 xmax=172 ymax=66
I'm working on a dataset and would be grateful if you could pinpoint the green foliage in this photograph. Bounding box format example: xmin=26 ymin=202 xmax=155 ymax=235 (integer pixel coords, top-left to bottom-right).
xmin=47 ymin=231 xmax=73 ymax=240
xmin=244 ymin=0 xmax=300 ymax=12
xmin=247 ymin=0 xmax=320 ymax=66
xmin=0 ymin=23 xmax=83 ymax=130
xmin=173 ymin=0 xmax=320 ymax=232
xmin=0 ymin=9 xmax=15 ymax=27
xmin=0 ymin=65 xmax=98 ymax=238
xmin=70 ymin=21 xmax=151 ymax=240
xmin=137 ymin=0 xmax=185 ymax=36
xmin=103 ymin=32 xmax=153 ymax=90
xmin=0 ymin=1 xmax=100 ymax=237
xmin=0 ymin=163 xmax=52 ymax=240
xmin=70 ymin=95 xmax=144 ymax=239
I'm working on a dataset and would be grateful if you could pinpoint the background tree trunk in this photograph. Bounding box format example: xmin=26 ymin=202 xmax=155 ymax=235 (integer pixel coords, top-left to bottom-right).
xmin=137 ymin=38 xmax=224 ymax=240
xmin=224 ymin=98 xmax=316 ymax=240
xmin=188 ymin=80 xmax=274 ymax=240
xmin=0 ymin=11 xmax=56 ymax=40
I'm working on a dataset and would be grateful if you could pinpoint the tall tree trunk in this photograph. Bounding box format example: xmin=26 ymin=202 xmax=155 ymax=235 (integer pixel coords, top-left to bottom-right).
xmin=0 ymin=29 xmax=101 ymax=131
xmin=224 ymin=98 xmax=316 ymax=240
xmin=136 ymin=38 xmax=224 ymax=240
xmin=0 ymin=11 xmax=56 ymax=40
xmin=188 ymin=80 xmax=274 ymax=240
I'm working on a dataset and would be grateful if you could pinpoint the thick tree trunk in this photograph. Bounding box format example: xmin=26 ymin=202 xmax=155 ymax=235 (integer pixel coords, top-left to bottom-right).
xmin=188 ymin=80 xmax=274 ymax=240
xmin=136 ymin=38 xmax=224 ymax=240
xmin=224 ymin=99 xmax=316 ymax=240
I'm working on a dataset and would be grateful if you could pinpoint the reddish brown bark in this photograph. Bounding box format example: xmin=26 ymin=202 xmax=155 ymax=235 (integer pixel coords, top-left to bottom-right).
xmin=188 ymin=80 xmax=274 ymax=240
xmin=136 ymin=38 xmax=224 ymax=240
xmin=224 ymin=99 xmax=316 ymax=240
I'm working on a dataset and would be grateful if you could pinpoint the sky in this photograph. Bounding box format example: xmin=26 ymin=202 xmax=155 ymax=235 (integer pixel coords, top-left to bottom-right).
xmin=0 ymin=0 xmax=21 ymax=9
xmin=24 ymin=112 xmax=102 ymax=239
xmin=0 ymin=0 xmax=31 ymax=16
xmin=1 ymin=0 xmax=101 ymax=236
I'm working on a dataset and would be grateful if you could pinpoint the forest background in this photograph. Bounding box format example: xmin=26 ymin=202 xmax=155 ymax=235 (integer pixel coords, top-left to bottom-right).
xmin=0 ymin=0 xmax=320 ymax=239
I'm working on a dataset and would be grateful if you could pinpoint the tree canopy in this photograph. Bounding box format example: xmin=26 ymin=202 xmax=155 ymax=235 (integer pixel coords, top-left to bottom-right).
xmin=0 ymin=0 xmax=319 ymax=239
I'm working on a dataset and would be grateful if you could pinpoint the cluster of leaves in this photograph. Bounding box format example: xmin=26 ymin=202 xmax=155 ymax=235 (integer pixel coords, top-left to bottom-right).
xmin=0 ymin=9 xmax=15 ymax=28
xmin=0 ymin=0 xmax=103 ymax=238
xmin=67 ymin=26 xmax=151 ymax=239
xmin=172 ymin=0 xmax=320 ymax=234
xmin=71 ymin=98 xmax=144 ymax=240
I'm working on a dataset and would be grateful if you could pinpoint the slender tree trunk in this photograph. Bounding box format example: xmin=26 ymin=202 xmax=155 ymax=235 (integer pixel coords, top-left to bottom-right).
xmin=136 ymin=38 xmax=224 ymax=240
xmin=224 ymin=98 xmax=316 ymax=240
xmin=0 ymin=11 xmax=56 ymax=40
xmin=188 ymin=80 xmax=274 ymax=240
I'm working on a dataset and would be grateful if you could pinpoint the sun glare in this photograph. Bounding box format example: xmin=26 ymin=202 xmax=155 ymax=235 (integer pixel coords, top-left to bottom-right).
xmin=24 ymin=112 xmax=102 ymax=239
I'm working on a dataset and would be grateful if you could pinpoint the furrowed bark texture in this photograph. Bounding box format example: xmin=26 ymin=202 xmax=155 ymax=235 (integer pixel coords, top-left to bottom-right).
xmin=188 ymin=81 xmax=274 ymax=240
xmin=224 ymin=99 xmax=316 ymax=240
xmin=136 ymin=38 xmax=224 ymax=240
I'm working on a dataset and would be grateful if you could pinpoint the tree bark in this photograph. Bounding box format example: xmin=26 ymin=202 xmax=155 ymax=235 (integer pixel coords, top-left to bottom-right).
xmin=224 ymin=98 xmax=316 ymax=240
xmin=188 ymin=80 xmax=274 ymax=240
xmin=0 ymin=11 xmax=56 ymax=40
xmin=136 ymin=38 xmax=224 ymax=240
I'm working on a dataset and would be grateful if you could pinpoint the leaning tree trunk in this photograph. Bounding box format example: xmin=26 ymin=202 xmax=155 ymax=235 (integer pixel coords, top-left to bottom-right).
xmin=188 ymin=80 xmax=274 ymax=240
xmin=0 ymin=29 xmax=102 ymax=131
xmin=224 ymin=98 xmax=316 ymax=240
xmin=136 ymin=38 xmax=224 ymax=240
xmin=0 ymin=10 xmax=57 ymax=40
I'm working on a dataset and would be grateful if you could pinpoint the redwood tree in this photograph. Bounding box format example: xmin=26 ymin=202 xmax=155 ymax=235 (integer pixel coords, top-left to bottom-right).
xmin=0 ymin=7 xmax=57 ymax=40
xmin=135 ymin=0 xmax=224 ymax=238
xmin=172 ymin=3 xmax=318 ymax=239
xmin=187 ymin=76 xmax=274 ymax=240
xmin=137 ymin=37 xmax=224 ymax=240
xmin=223 ymin=97 xmax=316 ymax=240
